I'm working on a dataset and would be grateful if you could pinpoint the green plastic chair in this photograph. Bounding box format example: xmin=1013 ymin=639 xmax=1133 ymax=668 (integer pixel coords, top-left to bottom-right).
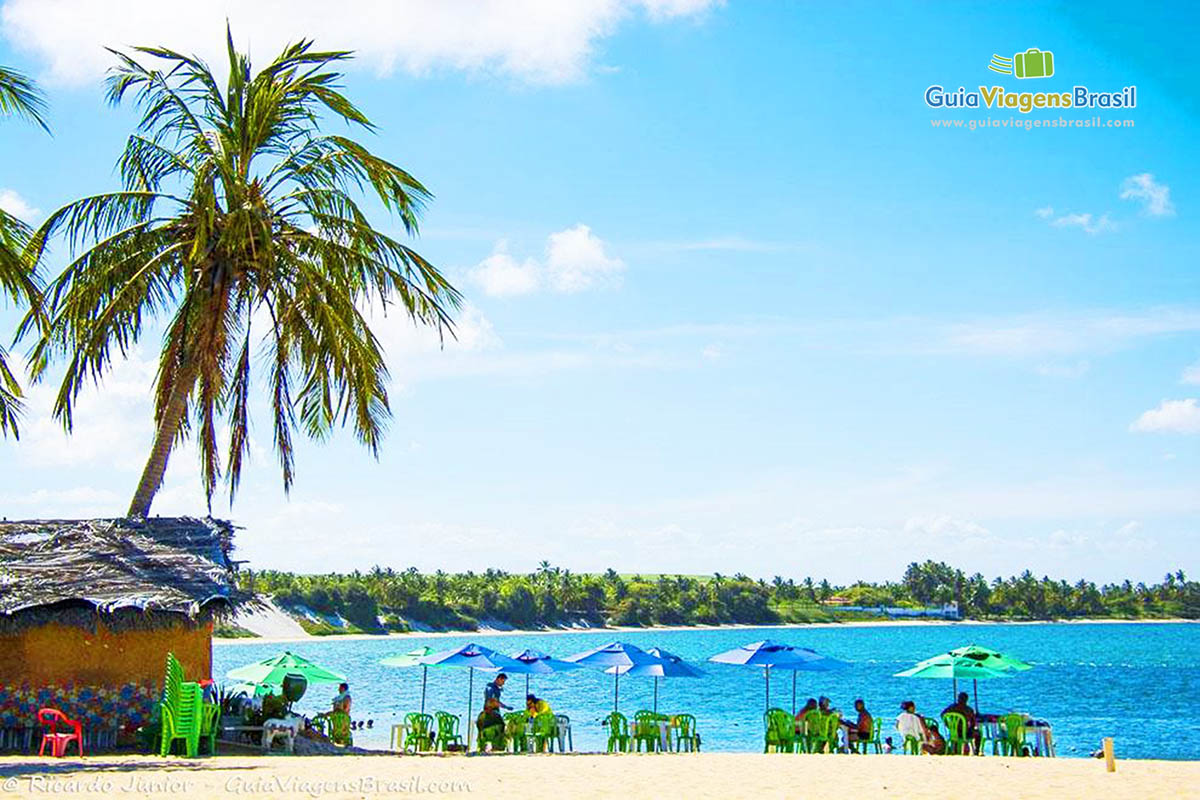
xmin=605 ymin=711 xmax=631 ymax=753
xmin=199 ymin=693 xmax=220 ymax=755
xmin=852 ymin=717 xmax=883 ymax=754
xmin=798 ymin=711 xmax=825 ymax=754
xmin=999 ymin=713 xmax=1029 ymax=757
xmin=816 ymin=711 xmax=842 ymax=753
xmin=672 ymin=714 xmax=699 ymax=752
xmin=504 ymin=713 xmax=528 ymax=753
xmin=903 ymin=734 xmax=922 ymax=754
xmin=403 ymin=712 xmax=435 ymax=753
xmin=632 ymin=710 xmax=662 ymax=752
xmin=477 ymin=717 xmax=506 ymax=752
xmin=317 ymin=710 xmax=352 ymax=747
xmin=158 ymin=653 xmax=203 ymax=757
xmin=763 ymin=708 xmax=796 ymax=753
xmin=434 ymin=711 xmax=463 ymax=751
xmin=530 ymin=711 xmax=558 ymax=752
xmin=942 ymin=711 xmax=972 ymax=755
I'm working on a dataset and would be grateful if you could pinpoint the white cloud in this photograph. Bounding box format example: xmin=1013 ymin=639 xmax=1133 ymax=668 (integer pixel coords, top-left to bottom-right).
xmin=1180 ymin=361 xmax=1200 ymax=385
xmin=1034 ymin=206 xmax=1055 ymax=219
xmin=902 ymin=515 xmax=991 ymax=540
xmin=546 ymin=224 xmax=625 ymax=292
xmin=1050 ymin=212 xmax=1113 ymax=235
xmin=0 ymin=0 xmax=721 ymax=86
xmin=1120 ymin=173 xmax=1174 ymax=217
xmin=1130 ymin=399 xmax=1200 ymax=435
xmin=468 ymin=224 xmax=624 ymax=297
xmin=653 ymin=236 xmax=807 ymax=254
xmin=700 ymin=344 xmax=723 ymax=360
xmin=466 ymin=247 xmax=541 ymax=297
xmin=1035 ymin=360 xmax=1090 ymax=379
xmin=0 ymin=188 xmax=38 ymax=221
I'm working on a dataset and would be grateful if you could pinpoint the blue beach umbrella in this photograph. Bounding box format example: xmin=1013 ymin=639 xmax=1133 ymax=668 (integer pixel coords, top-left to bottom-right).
xmin=564 ymin=641 xmax=668 ymax=711
xmin=708 ymin=640 xmax=850 ymax=712
xmin=603 ymin=647 xmax=705 ymax=713
xmin=419 ymin=643 xmax=522 ymax=748
xmin=502 ymin=649 xmax=584 ymax=696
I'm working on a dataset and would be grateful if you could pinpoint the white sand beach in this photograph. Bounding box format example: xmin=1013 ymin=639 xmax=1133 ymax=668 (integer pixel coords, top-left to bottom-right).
xmin=2 ymin=753 xmax=1197 ymax=800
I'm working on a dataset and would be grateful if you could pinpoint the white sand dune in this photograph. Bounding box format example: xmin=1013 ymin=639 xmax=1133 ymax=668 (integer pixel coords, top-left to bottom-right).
xmin=229 ymin=598 xmax=309 ymax=639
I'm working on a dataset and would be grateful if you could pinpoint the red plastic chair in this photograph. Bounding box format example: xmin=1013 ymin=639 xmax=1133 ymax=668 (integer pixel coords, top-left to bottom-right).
xmin=37 ymin=708 xmax=84 ymax=757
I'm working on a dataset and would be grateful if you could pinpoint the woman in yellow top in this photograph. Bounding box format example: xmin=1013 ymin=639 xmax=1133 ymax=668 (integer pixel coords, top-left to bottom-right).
xmin=525 ymin=694 xmax=552 ymax=717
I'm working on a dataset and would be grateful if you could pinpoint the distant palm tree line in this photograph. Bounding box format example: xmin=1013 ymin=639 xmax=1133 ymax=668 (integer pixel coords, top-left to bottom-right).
xmin=1 ymin=30 xmax=458 ymax=517
xmin=239 ymin=560 xmax=1199 ymax=634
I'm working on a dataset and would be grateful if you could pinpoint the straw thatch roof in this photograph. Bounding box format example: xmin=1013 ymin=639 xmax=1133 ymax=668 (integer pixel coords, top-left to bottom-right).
xmin=0 ymin=517 xmax=248 ymax=628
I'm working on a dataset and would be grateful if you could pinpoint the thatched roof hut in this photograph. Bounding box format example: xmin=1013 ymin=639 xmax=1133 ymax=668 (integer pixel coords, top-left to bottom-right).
xmin=0 ymin=516 xmax=247 ymax=689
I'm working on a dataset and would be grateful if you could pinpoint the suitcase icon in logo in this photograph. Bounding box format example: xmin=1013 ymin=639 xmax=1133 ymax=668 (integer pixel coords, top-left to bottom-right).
xmin=1013 ymin=48 xmax=1054 ymax=79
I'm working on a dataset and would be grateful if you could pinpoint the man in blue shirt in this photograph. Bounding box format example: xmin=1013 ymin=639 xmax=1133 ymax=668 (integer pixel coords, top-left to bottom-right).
xmin=484 ymin=673 xmax=512 ymax=710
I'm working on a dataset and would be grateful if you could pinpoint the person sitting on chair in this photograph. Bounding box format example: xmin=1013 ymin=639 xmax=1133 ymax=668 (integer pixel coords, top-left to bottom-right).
xmin=794 ymin=698 xmax=817 ymax=733
xmin=942 ymin=691 xmax=979 ymax=750
xmin=897 ymin=700 xmax=939 ymax=754
xmin=841 ymin=698 xmax=873 ymax=750
xmin=525 ymin=694 xmax=552 ymax=717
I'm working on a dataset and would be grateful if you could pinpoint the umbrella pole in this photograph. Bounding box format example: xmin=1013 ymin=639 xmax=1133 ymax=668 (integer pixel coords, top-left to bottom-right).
xmin=421 ymin=665 xmax=428 ymax=715
xmin=526 ymin=674 xmax=530 ymax=697
xmin=792 ymin=671 xmax=797 ymax=714
xmin=953 ymin=677 xmax=958 ymax=703
xmin=765 ymin=665 xmax=771 ymax=711
xmin=614 ymin=672 xmax=620 ymax=712
xmin=467 ymin=667 xmax=474 ymax=750
xmin=654 ymin=677 xmax=659 ymax=714
xmin=973 ymin=679 xmax=979 ymax=715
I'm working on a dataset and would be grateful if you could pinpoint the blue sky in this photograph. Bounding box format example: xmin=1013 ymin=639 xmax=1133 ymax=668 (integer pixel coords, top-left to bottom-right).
xmin=1 ymin=1 xmax=1196 ymax=583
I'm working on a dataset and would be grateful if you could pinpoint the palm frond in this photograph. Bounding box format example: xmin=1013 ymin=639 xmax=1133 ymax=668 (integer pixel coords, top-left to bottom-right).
xmin=0 ymin=65 xmax=49 ymax=131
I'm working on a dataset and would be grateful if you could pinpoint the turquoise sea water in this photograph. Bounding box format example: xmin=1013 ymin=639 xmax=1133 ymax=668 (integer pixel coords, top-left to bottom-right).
xmin=213 ymin=623 xmax=1200 ymax=759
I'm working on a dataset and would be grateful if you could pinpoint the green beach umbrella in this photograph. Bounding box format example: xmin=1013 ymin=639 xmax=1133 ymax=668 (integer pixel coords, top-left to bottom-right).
xmin=943 ymin=644 xmax=1032 ymax=672
xmin=380 ymin=645 xmax=438 ymax=714
xmin=895 ymin=643 xmax=1030 ymax=712
xmin=226 ymin=651 xmax=347 ymax=689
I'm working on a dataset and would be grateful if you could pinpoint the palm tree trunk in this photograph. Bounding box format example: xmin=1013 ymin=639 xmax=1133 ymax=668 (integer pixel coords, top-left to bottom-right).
xmin=127 ymin=361 xmax=197 ymax=517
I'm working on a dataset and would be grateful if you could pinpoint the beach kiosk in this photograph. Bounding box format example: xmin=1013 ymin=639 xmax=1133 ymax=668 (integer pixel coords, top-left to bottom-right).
xmin=0 ymin=517 xmax=245 ymax=751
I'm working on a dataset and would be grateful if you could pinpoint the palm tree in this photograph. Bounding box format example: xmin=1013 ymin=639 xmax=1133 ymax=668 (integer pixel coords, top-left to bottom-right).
xmin=26 ymin=31 xmax=459 ymax=516
xmin=0 ymin=65 xmax=49 ymax=437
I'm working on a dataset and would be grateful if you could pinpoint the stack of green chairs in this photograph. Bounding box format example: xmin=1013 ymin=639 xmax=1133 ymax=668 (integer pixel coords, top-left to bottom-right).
xmin=605 ymin=711 xmax=631 ymax=753
xmin=531 ymin=712 xmax=558 ymax=753
xmin=903 ymin=734 xmax=922 ymax=754
xmin=434 ymin=712 xmax=463 ymax=751
xmin=852 ymin=718 xmax=883 ymax=754
xmin=158 ymin=652 xmax=203 ymax=757
xmin=671 ymin=714 xmax=699 ymax=752
xmin=504 ymin=713 xmax=528 ymax=752
xmin=941 ymin=712 xmax=971 ymax=755
xmin=632 ymin=710 xmax=663 ymax=753
xmin=763 ymin=708 xmax=796 ymax=753
xmin=403 ymin=712 xmax=435 ymax=753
